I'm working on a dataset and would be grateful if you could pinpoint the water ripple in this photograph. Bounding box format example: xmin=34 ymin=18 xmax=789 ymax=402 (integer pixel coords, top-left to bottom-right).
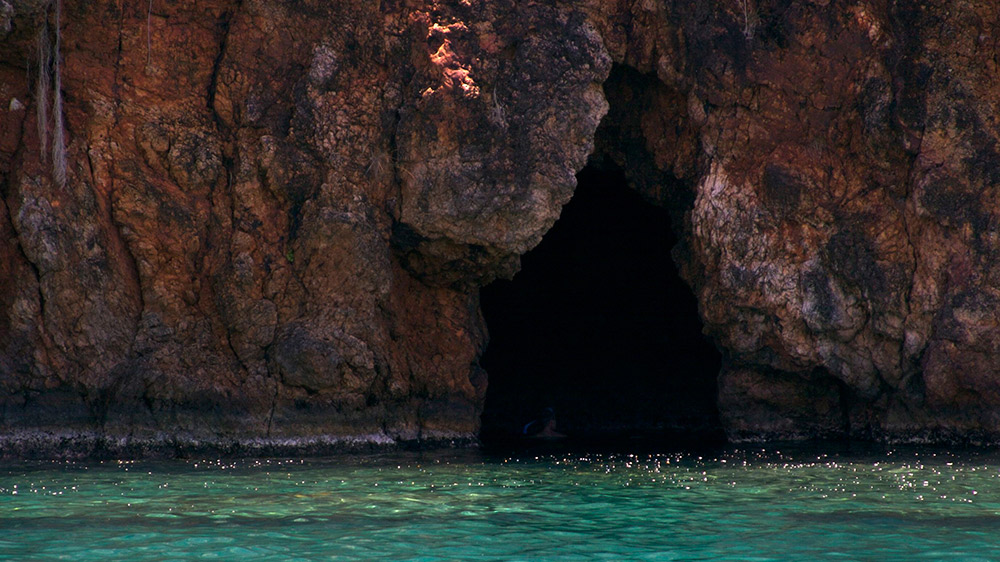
xmin=3 ymin=447 xmax=1000 ymax=560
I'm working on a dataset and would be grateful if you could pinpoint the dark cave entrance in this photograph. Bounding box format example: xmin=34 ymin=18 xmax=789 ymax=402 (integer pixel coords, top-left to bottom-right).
xmin=479 ymin=165 xmax=723 ymax=445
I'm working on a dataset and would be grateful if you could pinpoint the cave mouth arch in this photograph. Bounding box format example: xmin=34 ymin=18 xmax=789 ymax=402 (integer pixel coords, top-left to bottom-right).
xmin=478 ymin=164 xmax=723 ymax=445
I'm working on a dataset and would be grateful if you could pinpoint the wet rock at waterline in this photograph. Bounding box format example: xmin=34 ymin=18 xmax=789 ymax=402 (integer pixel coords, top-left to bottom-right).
xmin=2 ymin=1 xmax=1000 ymax=456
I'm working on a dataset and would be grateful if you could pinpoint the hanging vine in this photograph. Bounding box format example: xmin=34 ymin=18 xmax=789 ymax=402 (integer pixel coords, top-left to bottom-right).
xmin=35 ymin=0 xmax=66 ymax=187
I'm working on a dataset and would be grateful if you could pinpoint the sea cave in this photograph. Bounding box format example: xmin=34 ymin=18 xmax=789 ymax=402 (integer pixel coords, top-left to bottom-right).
xmin=479 ymin=165 xmax=723 ymax=444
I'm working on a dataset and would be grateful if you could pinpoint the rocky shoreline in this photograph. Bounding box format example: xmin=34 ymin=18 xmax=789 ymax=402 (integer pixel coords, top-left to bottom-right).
xmin=0 ymin=430 xmax=480 ymax=460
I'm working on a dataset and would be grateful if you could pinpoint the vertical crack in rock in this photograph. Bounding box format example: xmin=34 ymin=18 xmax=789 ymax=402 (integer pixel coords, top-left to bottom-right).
xmin=89 ymin=3 xmax=145 ymax=436
xmin=206 ymin=1 xmax=241 ymax=133
xmin=203 ymin=1 xmax=263 ymax=388
xmin=3 ymin=60 xmax=40 ymax=329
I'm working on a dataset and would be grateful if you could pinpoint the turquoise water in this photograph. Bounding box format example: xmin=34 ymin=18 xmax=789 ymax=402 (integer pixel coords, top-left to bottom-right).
xmin=3 ymin=446 xmax=1000 ymax=560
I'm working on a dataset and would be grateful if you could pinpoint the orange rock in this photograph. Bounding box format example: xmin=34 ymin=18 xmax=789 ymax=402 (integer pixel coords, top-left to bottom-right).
xmin=2 ymin=0 xmax=1000 ymax=456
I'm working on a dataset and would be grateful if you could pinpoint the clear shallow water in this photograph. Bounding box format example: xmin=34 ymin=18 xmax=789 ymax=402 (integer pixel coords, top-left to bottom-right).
xmin=3 ymin=446 xmax=1000 ymax=561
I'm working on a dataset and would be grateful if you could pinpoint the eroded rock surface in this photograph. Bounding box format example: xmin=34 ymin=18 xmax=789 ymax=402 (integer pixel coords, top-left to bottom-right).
xmin=2 ymin=0 xmax=1000 ymax=456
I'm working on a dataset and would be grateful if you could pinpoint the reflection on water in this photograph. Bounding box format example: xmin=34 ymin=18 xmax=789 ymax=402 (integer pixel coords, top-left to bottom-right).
xmin=3 ymin=446 xmax=1000 ymax=560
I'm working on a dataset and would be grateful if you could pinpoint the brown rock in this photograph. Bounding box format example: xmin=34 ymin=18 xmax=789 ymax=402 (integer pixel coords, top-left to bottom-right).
xmin=3 ymin=0 xmax=1000 ymax=456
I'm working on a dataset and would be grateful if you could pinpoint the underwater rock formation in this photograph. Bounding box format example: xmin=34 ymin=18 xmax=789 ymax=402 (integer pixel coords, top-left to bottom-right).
xmin=1 ymin=0 xmax=999 ymax=456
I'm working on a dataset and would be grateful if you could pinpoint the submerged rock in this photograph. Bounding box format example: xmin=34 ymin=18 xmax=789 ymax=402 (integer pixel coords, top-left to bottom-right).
xmin=1 ymin=1 xmax=1000 ymax=455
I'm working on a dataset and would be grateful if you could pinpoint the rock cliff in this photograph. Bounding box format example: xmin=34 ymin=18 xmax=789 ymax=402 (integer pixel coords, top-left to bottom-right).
xmin=1 ymin=0 xmax=999 ymax=456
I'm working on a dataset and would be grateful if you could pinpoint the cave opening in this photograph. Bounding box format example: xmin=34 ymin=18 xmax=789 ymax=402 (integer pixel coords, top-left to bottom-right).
xmin=479 ymin=164 xmax=724 ymax=445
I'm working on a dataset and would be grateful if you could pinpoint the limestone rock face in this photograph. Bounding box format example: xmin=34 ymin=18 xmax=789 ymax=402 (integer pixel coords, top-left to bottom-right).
xmin=677 ymin=0 xmax=1000 ymax=443
xmin=1 ymin=0 xmax=1000 ymax=455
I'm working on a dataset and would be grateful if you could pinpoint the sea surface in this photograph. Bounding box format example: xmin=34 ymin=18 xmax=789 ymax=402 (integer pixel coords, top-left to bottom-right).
xmin=3 ymin=443 xmax=1000 ymax=561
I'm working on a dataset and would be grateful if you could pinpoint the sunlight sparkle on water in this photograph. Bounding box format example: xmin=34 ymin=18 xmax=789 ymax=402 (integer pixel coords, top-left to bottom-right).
xmin=3 ymin=447 xmax=1000 ymax=560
